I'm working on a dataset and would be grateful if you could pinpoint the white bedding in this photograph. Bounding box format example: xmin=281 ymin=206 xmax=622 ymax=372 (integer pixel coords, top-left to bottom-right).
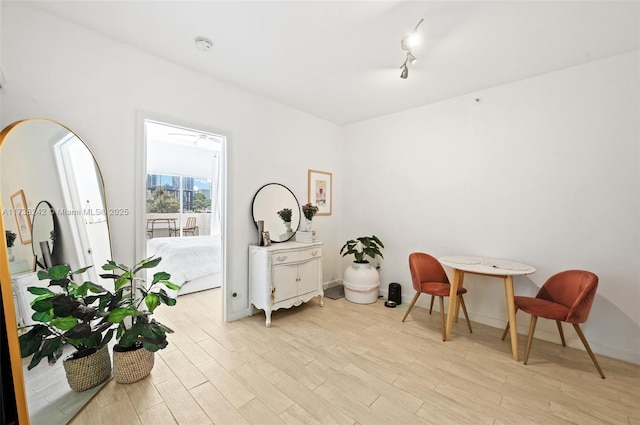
xmin=147 ymin=235 xmax=222 ymax=292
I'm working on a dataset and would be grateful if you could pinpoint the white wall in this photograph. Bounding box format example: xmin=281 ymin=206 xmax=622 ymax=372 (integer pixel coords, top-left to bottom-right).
xmin=0 ymin=3 xmax=343 ymax=320
xmin=342 ymin=51 xmax=640 ymax=364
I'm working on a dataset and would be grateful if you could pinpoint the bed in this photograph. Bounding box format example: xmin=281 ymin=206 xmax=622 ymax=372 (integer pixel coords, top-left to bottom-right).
xmin=146 ymin=235 xmax=222 ymax=296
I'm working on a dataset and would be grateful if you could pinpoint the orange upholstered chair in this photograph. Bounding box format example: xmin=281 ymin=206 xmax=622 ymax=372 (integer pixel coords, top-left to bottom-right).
xmin=403 ymin=252 xmax=472 ymax=340
xmin=502 ymin=269 xmax=605 ymax=378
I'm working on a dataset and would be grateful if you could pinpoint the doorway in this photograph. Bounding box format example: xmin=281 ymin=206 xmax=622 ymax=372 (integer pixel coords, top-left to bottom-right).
xmin=137 ymin=118 xmax=227 ymax=320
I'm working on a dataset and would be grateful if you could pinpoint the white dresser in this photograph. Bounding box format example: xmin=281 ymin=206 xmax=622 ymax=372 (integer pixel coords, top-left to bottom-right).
xmin=249 ymin=241 xmax=323 ymax=327
xmin=11 ymin=271 xmax=41 ymax=329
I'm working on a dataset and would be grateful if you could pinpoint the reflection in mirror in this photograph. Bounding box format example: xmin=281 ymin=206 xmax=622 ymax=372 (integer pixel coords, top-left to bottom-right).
xmin=252 ymin=183 xmax=300 ymax=243
xmin=31 ymin=200 xmax=57 ymax=269
xmin=0 ymin=118 xmax=112 ymax=424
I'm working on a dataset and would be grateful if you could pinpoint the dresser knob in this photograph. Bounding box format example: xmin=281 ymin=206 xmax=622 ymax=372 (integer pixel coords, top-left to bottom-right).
xmin=276 ymin=255 xmax=287 ymax=262
xmin=311 ymin=251 xmax=318 ymax=256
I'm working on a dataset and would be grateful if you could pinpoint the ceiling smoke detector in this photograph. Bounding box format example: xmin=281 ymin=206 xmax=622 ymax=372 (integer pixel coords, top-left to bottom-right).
xmin=194 ymin=36 xmax=213 ymax=52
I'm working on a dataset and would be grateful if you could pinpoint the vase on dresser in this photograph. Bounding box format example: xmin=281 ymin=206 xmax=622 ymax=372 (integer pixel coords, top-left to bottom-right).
xmin=303 ymin=219 xmax=313 ymax=232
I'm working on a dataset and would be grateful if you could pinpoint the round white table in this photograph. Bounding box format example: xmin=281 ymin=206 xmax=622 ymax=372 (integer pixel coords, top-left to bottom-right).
xmin=438 ymin=256 xmax=536 ymax=361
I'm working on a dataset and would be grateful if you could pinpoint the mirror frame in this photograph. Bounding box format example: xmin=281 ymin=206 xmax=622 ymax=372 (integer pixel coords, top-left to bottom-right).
xmin=251 ymin=183 xmax=300 ymax=243
xmin=0 ymin=120 xmax=31 ymax=424
xmin=0 ymin=118 xmax=112 ymax=424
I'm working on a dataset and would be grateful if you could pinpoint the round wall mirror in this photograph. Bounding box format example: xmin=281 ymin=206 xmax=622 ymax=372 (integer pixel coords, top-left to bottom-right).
xmin=251 ymin=183 xmax=300 ymax=243
xmin=31 ymin=200 xmax=57 ymax=269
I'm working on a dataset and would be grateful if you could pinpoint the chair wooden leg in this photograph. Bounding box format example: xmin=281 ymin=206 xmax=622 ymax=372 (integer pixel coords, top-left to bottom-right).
xmin=458 ymin=295 xmax=472 ymax=333
xmin=429 ymin=295 xmax=435 ymax=315
xmin=501 ymin=306 xmax=518 ymax=340
xmin=402 ymin=293 xmax=421 ymax=322
xmin=523 ymin=315 xmax=538 ymax=365
xmin=439 ymin=296 xmax=446 ymax=341
xmin=573 ymin=324 xmax=605 ymax=379
xmin=556 ymin=320 xmax=566 ymax=346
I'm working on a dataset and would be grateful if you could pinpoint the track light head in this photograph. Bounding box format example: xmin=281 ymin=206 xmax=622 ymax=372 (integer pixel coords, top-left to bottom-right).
xmin=400 ymin=64 xmax=409 ymax=79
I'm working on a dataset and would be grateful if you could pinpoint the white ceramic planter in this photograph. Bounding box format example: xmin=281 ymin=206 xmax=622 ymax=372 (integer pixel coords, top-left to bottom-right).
xmin=343 ymin=262 xmax=380 ymax=304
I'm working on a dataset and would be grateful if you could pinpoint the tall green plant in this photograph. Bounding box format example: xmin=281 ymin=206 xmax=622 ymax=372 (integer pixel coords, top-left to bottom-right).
xmin=100 ymin=257 xmax=179 ymax=352
xmin=18 ymin=265 xmax=114 ymax=370
xmin=340 ymin=235 xmax=385 ymax=264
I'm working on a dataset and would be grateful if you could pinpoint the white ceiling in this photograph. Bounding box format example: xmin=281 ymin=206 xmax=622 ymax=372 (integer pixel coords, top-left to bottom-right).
xmin=23 ymin=1 xmax=640 ymax=125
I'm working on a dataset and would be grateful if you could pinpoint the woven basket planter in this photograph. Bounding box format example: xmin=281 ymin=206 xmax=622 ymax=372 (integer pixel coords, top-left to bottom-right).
xmin=113 ymin=344 xmax=155 ymax=384
xmin=63 ymin=345 xmax=112 ymax=392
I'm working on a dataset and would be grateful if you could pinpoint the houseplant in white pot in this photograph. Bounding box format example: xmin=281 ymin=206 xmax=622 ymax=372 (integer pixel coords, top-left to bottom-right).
xmin=18 ymin=265 xmax=114 ymax=392
xmin=339 ymin=235 xmax=385 ymax=304
xmin=100 ymin=256 xmax=179 ymax=384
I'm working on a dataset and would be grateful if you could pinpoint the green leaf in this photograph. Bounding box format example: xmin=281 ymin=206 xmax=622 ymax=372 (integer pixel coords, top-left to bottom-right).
xmin=101 ymin=260 xmax=119 ymax=271
xmin=51 ymin=295 xmax=80 ymax=317
xmin=27 ymin=287 xmax=54 ymax=296
xmin=114 ymin=276 xmax=131 ymax=291
xmin=70 ymin=265 xmax=93 ymax=276
xmin=145 ymin=293 xmax=160 ymax=313
xmin=50 ymin=316 xmax=78 ymax=331
xmin=31 ymin=311 xmax=52 ymax=322
xmin=101 ymin=328 xmax=115 ymax=346
xmin=83 ymin=331 xmax=102 ymax=349
xmin=48 ymin=265 xmax=71 ymax=280
xmin=158 ymin=290 xmax=177 ymax=306
xmin=108 ymin=307 xmax=134 ymax=323
xmin=64 ymin=323 xmax=91 ymax=339
xmin=31 ymin=299 xmax=53 ymax=313
xmin=152 ymin=271 xmax=171 ymax=284
xmin=163 ymin=281 xmax=181 ymax=291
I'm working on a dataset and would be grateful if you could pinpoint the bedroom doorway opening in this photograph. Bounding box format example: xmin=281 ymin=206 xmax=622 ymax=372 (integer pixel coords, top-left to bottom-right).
xmin=142 ymin=119 xmax=225 ymax=311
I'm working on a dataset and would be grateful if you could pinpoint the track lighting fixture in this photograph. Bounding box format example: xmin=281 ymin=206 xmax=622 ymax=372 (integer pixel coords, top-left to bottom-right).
xmin=400 ymin=18 xmax=423 ymax=79
xmin=400 ymin=64 xmax=409 ymax=79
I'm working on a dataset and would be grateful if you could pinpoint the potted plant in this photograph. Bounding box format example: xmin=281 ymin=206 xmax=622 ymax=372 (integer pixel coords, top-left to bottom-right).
xmin=18 ymin=264 xmax=114 ymax=392
xmin=339 ymin=235 xmax=385 ymax=304
xmin=277 ymin=208 xmax=293 ymax=234
xmin=5 ymin=230 xmax=16 ymax=262
xmin=301 ymin=203 xmax=319 ymax=231
xmin=100 ymin=256 xmax=179 ymax=383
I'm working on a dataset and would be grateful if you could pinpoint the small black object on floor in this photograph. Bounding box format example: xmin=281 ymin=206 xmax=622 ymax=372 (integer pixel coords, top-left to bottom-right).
xmin=324 ymin=285 xmax=345 ymax=299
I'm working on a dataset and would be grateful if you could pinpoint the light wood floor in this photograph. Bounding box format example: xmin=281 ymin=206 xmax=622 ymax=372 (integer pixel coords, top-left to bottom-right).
xmin=69 ymin=289 xmax=639 ymax=425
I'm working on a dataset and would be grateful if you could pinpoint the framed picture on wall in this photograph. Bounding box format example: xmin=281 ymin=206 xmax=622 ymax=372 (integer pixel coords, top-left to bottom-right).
xmin=308 ymin=169 xmax=332 ymax=216
xmin=10 ymin=190 xmax=32 ymax=244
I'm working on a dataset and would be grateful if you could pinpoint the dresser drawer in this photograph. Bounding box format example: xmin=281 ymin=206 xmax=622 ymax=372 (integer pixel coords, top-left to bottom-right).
xmin=271 ymin=247 xmax=321 ymax=265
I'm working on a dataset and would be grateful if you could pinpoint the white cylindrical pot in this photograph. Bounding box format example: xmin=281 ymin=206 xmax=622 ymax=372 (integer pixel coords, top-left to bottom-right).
xmin=343 ymin=262 xmax=380 ymax=304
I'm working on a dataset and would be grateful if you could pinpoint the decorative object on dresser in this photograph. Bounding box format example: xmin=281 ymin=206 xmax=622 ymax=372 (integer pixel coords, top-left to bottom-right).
xmin=340 ymin=235 xmax=385 ymax=304
xmin=249 ymin=241 xmax=323 ymax=327
xmin=296 ymin=230 xmax=316 ymax=243
xmin=301 ymin=202 xmax=319 ymax=232
xmin=18 ymin=265 xmax=114 ymax=392
xmin=252 ymin=183 xmax=300 ymax=243
xmin=99 ymin=256 xmax=179 ymax=384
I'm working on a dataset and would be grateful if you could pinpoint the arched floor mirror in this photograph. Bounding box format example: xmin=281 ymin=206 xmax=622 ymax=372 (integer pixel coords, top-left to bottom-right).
xmin=0 ymin=118 xmax=112 ymax=424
